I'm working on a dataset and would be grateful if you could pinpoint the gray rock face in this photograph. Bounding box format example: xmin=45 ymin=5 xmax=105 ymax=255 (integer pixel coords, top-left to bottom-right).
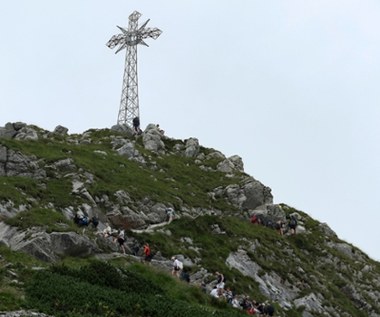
xmin=0 ymin=122 xmax=27 ymax=139
xmin=142 ymin=124 xmax=165 ymax=152
xmin=226 ymin=249 xmax=297 ymax=309
xmin=50 ymin=232 xmax=99 ymax=258
xmin=242 ymin=179 xmax=273 ymax=210
xmin=53 ymin=125 xmax=69 ymax=136
xmin=111 ymin=124 xmax=135 ymax=137
xmin=294 ymin=293 xmax=324 ymax=314
xmin=0 ymin=222 xmax=99 ymax=262
xmin=14 ymin=126 xmax=38 ymax=140
xmin=214 ymin=177 xmax=273 ymax=210
xmin=108 ymin=210 xmax=148 ymax=230
xmin=184 ymin=138 xmax=199 ymax=158
xmin=0 ymin=145 xmax=46 ymax=178
xmin=216 ymin=159 xmax=235 ymax=173
xmin=217 ymin=155 xmax=244 ymax=174
xmin=116 ymin=140 xmax=146 ymax=163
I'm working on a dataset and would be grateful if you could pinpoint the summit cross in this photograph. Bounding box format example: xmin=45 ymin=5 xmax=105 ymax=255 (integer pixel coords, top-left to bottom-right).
xmin=106 ymin=11 xmax=162 ymax=127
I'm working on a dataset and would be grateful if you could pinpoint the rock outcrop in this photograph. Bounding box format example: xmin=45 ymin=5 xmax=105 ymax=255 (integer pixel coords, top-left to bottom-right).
xmin=0 ymin=122 xmax=379 ymax=317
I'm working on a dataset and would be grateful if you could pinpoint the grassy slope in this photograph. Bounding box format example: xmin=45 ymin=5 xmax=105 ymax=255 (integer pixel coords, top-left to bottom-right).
xmin=0 ymin=130 xmax=380 ymax=316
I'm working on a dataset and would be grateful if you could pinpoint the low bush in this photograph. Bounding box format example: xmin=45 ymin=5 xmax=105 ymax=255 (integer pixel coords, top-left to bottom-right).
xmin=25 ymin=262 xmax=245 ymax=317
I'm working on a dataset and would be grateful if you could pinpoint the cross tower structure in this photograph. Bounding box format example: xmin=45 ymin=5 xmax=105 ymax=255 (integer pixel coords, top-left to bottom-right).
xmin=106 ymin=11 xmax=162 ymax=127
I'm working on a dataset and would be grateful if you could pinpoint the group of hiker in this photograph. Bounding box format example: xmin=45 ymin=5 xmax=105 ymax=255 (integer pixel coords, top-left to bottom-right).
xmin=206 ymin=271 xmax=275 ymax=316
xmin=73 ymin=205 xmax=279 ymax=315
xmin=73 ymin=209 xmax=99 ymax=228
xmin=250 ymin=213 xmax=298 ymax=236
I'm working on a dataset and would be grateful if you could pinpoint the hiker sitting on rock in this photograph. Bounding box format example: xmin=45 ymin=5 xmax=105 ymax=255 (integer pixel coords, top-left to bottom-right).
xmin=74 ymin=210 xmax=89 ymax=227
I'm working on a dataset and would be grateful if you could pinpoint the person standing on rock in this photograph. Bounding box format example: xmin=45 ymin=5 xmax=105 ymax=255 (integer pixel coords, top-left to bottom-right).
xmin=117 ymin=229 xmax=126 ymax=254
xmin=132 ymin=117 xmax=142 ymax=135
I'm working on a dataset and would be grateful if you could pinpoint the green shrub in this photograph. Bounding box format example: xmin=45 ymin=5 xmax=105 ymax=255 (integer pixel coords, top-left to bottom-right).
xmin=25 ymin=263 xmax=245 ymax=317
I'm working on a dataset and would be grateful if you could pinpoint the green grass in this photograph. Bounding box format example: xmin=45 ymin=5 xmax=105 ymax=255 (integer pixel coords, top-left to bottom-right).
xmin=0 ymin=176 xmax=42 ymax=206
xmin=1 ymin=134 xmax=240 ymax=211
xmin=1 ymin=128 xmax=380 ymax=317
xmin=4 ymin=207 xmax=78 ymax=233
xmin=24 ymin=261 xmax=246 ymax=317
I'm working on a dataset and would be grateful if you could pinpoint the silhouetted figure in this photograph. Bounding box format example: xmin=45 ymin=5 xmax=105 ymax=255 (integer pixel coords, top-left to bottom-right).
xmin=132 ymin=117 xmax=142 ymax=135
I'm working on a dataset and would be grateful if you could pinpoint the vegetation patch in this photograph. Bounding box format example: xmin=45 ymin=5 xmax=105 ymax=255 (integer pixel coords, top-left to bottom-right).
xmin=5 ymin=207 xmax=77 ymax=233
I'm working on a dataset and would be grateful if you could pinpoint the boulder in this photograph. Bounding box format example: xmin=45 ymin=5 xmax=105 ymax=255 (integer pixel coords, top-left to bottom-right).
xmin=242 ymin=179 xmax=273 ymax=210
xmin=14 ymin=126 xmax=38 ymax=141
xmin=184 ymin=138 xmax=199 ymax=158
xmin=0 ymin=147 xmax=46 ymax=179
xmin=116 ymin=141 xmax=146 ymax=163
xmin=53 ymin=125 xmax=69 ymax=136
xmin=294 ymin=293 xmax=324 ymax=314
xmin=0 ymin=223 xmax=99 ymax=262
xmin=226 ymin=249 xmax=297 ymax=308
xmin=143 ymin=124 xmax=165 ymax=152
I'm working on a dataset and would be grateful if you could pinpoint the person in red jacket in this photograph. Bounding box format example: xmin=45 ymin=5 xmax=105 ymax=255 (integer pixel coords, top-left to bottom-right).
xmin=143 ymin=243 xmax=152 ymax=264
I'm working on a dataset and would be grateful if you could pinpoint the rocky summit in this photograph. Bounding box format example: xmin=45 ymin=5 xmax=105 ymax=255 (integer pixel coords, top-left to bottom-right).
xmin=0 ymin=122 xmax=379 ymax=317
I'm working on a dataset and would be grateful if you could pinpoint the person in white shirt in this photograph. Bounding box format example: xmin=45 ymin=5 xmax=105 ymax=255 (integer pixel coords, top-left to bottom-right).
xmin=171 ymin=256 xmax=182 ymax=277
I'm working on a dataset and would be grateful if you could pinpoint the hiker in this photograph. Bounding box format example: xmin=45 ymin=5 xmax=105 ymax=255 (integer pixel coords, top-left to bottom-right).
xmin=171 ymin=256 xmax=183 ymax=277
xmin=117 ymin=229 xmax=126 ymax=254
xmin=224 ymin=287 xmax=234 ymax=304
xmin=215 ymin=271 xmax=225 ymax=289
xmin=263 ymin=302 xmax=275 ymax=316
xmin=275 ymin=220 xmax=284 ymax=235
xmin=231 ymin=296 xmax=241 ymax=309
xmin=166 ymin=207 xmax=175 ymax=224
xmin=75 ymin=210 xmax=89 ymax=227
xmin=250 ymin=213 xmax=259 ymax=224
xmin=156 ymin=124 xmax=164 ymax=135
xmin=132 ymin=117 xmax=142 ymax=135
xmin=91 ymin=216 xmax=99 ymax=229
xmin=180 ymin=268 xmax=190 ymax=283
xmin=210 ymin=286 xmax=219 ymax=298
xmin=255 ymin=302 xmax=265 ymax=314
xmin=143 ymin=243 xmax=152 ymax=263
xmin=288 ymin=215 xmax=298 ymax=235
xmin=102 ymin=223 xmax=112 ymax=238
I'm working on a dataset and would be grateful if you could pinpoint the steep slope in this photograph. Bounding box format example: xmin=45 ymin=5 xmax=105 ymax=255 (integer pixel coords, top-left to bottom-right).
xmin=0 ymin=122 xmax=379 ymax=317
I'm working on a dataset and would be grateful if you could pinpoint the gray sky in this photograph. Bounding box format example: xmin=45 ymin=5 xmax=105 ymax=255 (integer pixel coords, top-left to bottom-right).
xmin=1 ymin=1 xmax=379 ymax=261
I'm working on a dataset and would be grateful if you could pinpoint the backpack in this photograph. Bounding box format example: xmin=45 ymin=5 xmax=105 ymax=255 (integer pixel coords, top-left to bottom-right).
xmin=289 ymin=217 xmax=297 ymax=227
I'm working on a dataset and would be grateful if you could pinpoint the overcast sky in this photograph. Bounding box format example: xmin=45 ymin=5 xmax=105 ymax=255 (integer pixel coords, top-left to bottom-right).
xmin=1 ymin=1 xmax=379 ymax=261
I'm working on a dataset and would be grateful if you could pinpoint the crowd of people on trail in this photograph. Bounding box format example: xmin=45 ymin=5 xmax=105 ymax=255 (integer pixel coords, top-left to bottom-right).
xmin=205 ymin=271 xmax=275 ymax=316
xmin=72 ymin=204 xmax=278 ymax=315
xmin=169 ymin=258 xmax=275 ymax=316
xmin=250 ymin=213 xmax=298 ymax=236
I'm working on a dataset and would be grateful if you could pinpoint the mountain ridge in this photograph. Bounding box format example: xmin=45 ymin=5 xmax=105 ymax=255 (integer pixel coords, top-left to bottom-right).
xmin=0 ymin=121 xmax=379 ymax=317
